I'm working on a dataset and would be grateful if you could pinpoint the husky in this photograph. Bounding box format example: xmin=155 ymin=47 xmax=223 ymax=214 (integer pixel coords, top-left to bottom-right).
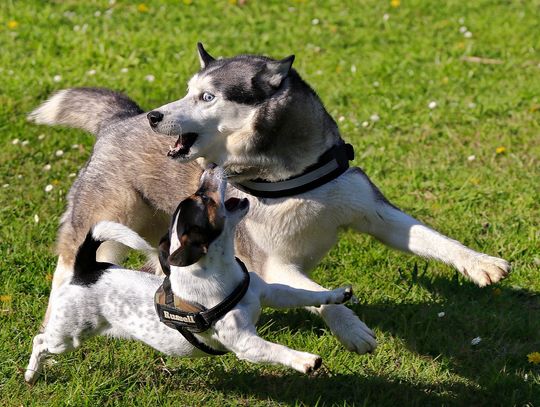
xmin=28 ymin=44 xmax=509 ymax=355
xmin=25 ymin=167 xmax=354 ymax=384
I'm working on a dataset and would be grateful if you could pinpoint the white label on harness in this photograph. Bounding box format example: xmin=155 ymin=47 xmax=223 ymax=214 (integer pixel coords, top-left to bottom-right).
xmin=163 ymin=310 xmax=196 ymax=324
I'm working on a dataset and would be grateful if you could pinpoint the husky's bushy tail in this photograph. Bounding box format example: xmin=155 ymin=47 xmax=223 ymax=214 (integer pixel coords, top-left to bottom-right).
xmin=28 ymin=87 xmax=143 ymax=136
xmin=73 ymin=221 xmax=158 ymax=284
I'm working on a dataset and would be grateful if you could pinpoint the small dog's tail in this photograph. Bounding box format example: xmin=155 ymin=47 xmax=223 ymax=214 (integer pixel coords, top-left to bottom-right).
xmin=73 ymin=221 xmax=158 ymax=284
xmin=27 ymin=87 xmax=143 ymax=136
xmin=91 ymin=221 xmax=156 ymax=257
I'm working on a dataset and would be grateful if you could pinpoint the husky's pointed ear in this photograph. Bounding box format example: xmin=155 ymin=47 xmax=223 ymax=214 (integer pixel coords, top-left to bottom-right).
xmin=265 ymin=55 xmax=295 ymax=88
xmin=197 ymin=42 xmax=215 ymax=69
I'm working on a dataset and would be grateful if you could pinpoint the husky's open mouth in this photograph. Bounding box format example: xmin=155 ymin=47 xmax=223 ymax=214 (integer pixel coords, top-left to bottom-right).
xmin=167 ymin=133 xmax=198 ymax=158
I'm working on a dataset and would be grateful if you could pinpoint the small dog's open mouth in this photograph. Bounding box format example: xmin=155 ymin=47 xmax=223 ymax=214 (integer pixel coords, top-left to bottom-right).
xmin=225 ymin=197 xmax=249 ymax=212
xmin=167 ymin=133 xmax=198 ymax=158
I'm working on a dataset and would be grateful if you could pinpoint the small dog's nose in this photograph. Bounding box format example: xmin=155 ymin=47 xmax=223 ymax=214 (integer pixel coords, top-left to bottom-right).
xmin=147 ymin=111 xmax=164 ymax=128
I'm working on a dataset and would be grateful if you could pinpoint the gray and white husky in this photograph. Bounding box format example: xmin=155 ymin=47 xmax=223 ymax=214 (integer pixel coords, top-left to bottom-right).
xmin=29 ymin=44 xmax=509 ymax=355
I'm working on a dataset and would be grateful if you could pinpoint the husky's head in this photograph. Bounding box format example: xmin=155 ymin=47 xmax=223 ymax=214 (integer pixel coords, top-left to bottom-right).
xmin=148 ymin=44 xmax=340 ymax=182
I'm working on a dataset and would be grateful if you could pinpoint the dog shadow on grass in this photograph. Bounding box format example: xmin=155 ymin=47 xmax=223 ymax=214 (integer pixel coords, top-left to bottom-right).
xmin=210 ymin=273 xmax=539 ymax=406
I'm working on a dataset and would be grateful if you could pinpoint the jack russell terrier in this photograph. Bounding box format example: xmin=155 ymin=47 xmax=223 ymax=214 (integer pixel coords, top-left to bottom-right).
xmin=25 ymin=166 xmax=353 ymax=384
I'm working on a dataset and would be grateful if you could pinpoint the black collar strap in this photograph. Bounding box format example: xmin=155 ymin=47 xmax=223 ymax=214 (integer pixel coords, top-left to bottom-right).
xmin=154 ymin=258 xmax=250 ymax=355
xmin=231 ymin=142 xmax=354 ymax=198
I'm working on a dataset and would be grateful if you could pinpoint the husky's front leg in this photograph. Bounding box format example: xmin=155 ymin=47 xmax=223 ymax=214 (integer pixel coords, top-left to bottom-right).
xmin=216 ymin=312 xmax=322 ymax=374
xmin=345 ymin=168 xmax=510 ymax=286
xmin=261 ymin=259 xmax=377 ymax=355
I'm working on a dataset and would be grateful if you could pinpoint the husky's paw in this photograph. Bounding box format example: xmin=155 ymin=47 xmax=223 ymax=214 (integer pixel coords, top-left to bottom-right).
xmin=327 ymin=285 xmax=353 ymax=304
xmin=462 ymin=254 xmax=510 ymax=287
xmin=320 ymin=305 xmax=377 ymax=355
xmin=292 ymin=352 xmax=322 ymax=374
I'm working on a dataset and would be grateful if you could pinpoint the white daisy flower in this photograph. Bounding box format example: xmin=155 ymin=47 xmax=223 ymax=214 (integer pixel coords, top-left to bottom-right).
xmin=428 ymin=101 xmax=437 ymax=109
xmin=45 ymin=184 xmax=54 ymax=192
xmin=370 ymin=114 xmax=380 ymax=122
xmin=53 ymin=75 xmax=62 ymax=83
xmin=38 ymin=134 xmax=46 ymax=140
xmin=471 ymin=336 xmax=481 ymax=346
xmin=438 ymin=312 xmax=445 ymax=318
xmin=467 ymin=155 xmax=476 ymax=162
xmin=12 ymin=138 xmax=19 ymax=145
xmin=43 ymin=164 xmax=52 ymax=171
xmin=34 ymin=214 xmax=40 ymax=223
xmin=361 ymin=121 xmax=369 ymax=128
xmin=121 ymin=67 xmax=129 ymax=73
xmin=145 ymin=74 xmax=155 ymax=82
xmin=87 ymin=69 xmax=96 ymax=76
xmin=55 ymin=150 xmax=64 ymax=157
xmin=21 ymin=140 xmax=29 ymax=146
xmin=464 ymin=31 xmax=473 ymax=38
xmin=311 ymin=18 xmax=320 ymax=25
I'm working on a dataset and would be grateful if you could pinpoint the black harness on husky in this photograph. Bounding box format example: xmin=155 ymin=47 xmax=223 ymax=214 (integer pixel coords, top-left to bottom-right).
xmin=232 ymin=141 xmax=355 ymax=198
xmin=154 ymin=258 xmax=250 ymax=356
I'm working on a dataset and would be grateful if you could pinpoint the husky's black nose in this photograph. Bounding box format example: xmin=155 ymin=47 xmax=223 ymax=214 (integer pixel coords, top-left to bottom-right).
xmin=147 ymin=111 xmax=164 ymax=128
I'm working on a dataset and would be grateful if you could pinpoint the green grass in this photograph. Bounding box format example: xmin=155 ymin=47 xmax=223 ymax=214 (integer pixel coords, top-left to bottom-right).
xmin=1 ymin=0 xmax=539 ymax=405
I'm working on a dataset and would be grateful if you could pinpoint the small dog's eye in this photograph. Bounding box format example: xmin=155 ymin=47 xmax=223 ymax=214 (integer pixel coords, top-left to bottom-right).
xmin=201 ymin=92 xmax=215 ymax=102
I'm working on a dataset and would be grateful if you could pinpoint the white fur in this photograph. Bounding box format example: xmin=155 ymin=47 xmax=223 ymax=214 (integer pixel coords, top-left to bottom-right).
xmin=25 ymin=179 xmax=353 ymax=384
xmin=27 ymin=90 xmax=67 ymax=125
xmin=225 ymin=168 xmax=509 ymax=353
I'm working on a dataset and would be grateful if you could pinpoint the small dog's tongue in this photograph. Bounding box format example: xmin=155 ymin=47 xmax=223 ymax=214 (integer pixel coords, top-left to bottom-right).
xmin=167 ymin=133 xmax=198 ymax=158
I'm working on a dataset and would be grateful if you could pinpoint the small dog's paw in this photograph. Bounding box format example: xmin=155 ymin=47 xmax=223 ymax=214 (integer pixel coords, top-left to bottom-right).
xmin=293 ymin=353 xmax=322 ymax=374
xmin=463 ymin=255 xmax=510 ymax=287
xmin=342 ymin=285 xmax=353 ymax=302
xmin=328 ymin=285 xmax=354 ymax=304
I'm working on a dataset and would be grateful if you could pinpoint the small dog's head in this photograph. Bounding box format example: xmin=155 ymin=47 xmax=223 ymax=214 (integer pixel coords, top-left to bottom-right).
xmin=160 ymin=165 xmax=249 ymax=270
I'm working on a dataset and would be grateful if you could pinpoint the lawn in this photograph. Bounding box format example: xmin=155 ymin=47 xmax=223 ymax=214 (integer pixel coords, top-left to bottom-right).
xmin=1 ymin=0 xmax=539 ymax=405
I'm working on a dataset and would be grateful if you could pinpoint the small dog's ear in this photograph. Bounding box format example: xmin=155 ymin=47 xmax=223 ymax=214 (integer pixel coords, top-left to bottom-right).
xmin=197 ymin=42 xmax=215 ymax=69
xmin=264 ymin=55 xmax=295 ymax=88
xmin=158 ymin=234 xmax=171 ymax=276
xmin=168 ymin=243 xmax=208 ymax=267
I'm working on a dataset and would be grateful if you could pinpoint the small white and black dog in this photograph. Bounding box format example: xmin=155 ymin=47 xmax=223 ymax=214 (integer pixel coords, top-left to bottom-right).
xmin=25 ymin=166 xmax=353 ymax=384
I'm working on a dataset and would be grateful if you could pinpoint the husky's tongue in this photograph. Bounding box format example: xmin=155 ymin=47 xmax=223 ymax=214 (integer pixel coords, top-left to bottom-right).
xmin=167 ymin=133 xmax=198 ymax=158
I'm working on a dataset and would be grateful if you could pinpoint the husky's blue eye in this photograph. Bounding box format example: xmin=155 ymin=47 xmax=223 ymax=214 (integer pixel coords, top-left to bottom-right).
xmin=201 ymin=92 xmax=215 ymax=102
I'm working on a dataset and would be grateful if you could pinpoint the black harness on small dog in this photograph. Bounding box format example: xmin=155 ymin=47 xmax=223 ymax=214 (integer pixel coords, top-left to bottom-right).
xmin=154 ymin=258 xmax=250 ymax=356
xmin=232 ymin=142 xmax=355 ymax=198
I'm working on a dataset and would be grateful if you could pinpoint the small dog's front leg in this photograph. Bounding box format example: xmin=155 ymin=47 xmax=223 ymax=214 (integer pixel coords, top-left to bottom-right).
xmin=259 ymin=262 xmax=377 ymax=355
xmin=218 ymin=323 xmax=322 ymax=374
xmin=259 ymin=278 xmax=353 ymax=308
